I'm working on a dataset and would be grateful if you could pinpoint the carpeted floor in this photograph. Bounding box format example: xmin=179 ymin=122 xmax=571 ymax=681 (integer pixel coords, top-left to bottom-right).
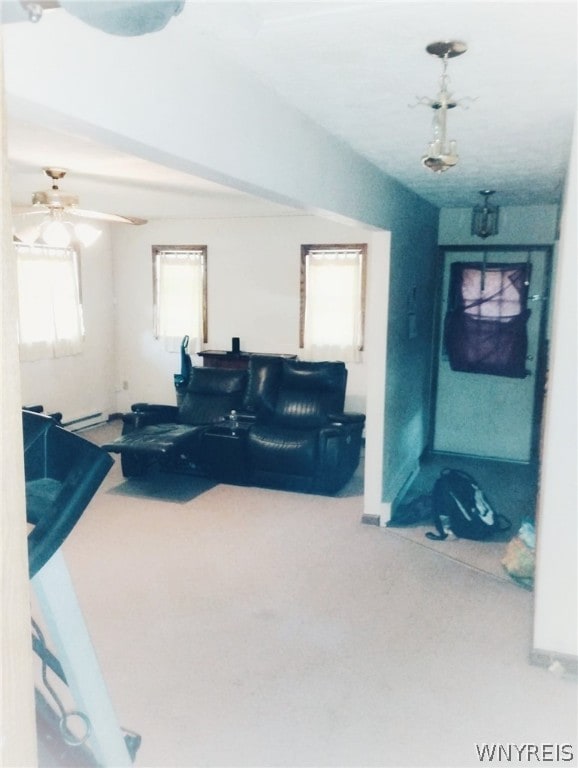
xmin=32 ymin=422 xmax=576 ymax=768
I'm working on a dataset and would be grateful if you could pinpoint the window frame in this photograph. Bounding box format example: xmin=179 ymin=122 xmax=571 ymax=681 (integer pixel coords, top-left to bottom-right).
xmin=299 ymin=242 xmax=367 ymax=354
xmin=152 ymin=244 xmax=208 ymax=345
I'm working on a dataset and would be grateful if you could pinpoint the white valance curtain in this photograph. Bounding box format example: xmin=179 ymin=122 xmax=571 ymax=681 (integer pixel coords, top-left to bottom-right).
xmin=302 ymin=247 xmax=364 ymax=363
xmin=16 ymin=243 xmax=84 ymax=361
xmin=153 ymin=248 xmax=205 ymax=353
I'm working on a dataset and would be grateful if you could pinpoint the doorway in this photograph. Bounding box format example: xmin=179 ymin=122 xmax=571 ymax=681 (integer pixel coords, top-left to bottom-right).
xmin=432 ymin=246 xmax=552 ymax=463
xmin=389 ymin=245 xmax=552 ymax=579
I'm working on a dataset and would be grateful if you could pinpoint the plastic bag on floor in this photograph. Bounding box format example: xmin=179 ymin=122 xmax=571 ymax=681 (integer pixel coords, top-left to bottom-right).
xmin=502 ymin=519 xmax=535 ymax=589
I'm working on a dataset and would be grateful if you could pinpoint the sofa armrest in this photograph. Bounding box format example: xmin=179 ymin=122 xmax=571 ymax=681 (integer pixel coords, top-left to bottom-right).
xmin=122 ymin=404 xmax=180 ymax=431
xmin=130 ymin=402 xmax=179 ymax=416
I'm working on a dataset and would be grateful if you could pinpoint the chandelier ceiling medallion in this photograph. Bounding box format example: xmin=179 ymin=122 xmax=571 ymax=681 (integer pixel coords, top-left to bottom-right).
xmin=418 ymin=40 xmax=469 ymax=174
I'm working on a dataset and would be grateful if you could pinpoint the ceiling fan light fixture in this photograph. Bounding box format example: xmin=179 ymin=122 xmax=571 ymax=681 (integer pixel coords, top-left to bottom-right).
xmin=60 ymin=1 xmax=185 ymax=37
xmin=40 ymin=217 xmax=73 ymax=248
xmin=74 ymin=222 xmax=102 ymax=247
xmin=13 ymin=167 xmax=147 ymax=247
xmin=14 ymin=222 xmax=42 ymax=245
xmin=20 ymin=1 xmax=44 ymax=23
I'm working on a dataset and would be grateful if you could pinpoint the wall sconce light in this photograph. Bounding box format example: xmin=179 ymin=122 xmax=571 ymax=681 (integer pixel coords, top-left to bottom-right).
xmin=472 ymin=190 xmax=500 ymax=239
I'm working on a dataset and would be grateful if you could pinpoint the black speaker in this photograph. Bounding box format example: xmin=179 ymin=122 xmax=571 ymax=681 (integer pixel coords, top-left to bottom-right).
xmin=231 ymin=337 xmax=240 ymax=354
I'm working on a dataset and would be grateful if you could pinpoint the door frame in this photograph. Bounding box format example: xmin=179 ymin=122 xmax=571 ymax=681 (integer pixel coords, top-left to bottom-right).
xmin=428 ymin=244 xmax=554 ymax=463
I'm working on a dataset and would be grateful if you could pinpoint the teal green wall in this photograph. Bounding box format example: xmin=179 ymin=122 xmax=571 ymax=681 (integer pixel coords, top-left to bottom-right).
xmin=439 ymin=205 xmax=559 ymax=246
xmin=382 ymin=203 xmax=440 ymax=500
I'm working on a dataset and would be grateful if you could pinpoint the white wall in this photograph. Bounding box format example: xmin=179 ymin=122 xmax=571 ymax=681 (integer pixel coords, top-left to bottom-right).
xmin=4 ymin=9 xmax=437 ymax=515
xmin=532 ymin=122 xmax=577 ymax=661
xmin=112 ymin=215 xmax=378 ymax=414
xmin=19 ymin=227 xmax=116 ymax=424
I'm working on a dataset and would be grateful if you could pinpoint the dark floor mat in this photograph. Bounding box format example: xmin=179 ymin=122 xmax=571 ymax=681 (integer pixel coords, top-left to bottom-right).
xmin=108 ymin=473 xmax=217 ymax=503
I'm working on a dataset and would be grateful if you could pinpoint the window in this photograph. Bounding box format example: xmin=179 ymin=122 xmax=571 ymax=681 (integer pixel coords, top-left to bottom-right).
xmin=16 ymin=243 xmax=84 ymax=361
xmin=444 ymin=261 xmax=531 ymax=378
xmin=300 ymin=244 xmax=367 ymax=362
xmin=152 ymin=245 xmax=207 ymax=352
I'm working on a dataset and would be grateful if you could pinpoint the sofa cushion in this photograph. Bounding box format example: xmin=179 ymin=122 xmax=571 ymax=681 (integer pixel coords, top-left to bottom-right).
xmin=247 ymin=424 xmax=317 ymax=476
xmin=242 ymin=355 xmax=284 ymax=416
xmin=103 ymin=423 xmax=204 ymax=457
xmin=179 ymin=367 xmax=247 ymax=425
xmin=271 ymin=360 xmax=347 ymax=427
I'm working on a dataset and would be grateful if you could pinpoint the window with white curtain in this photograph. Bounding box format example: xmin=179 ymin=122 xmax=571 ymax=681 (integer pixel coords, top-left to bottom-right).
xmin=152 ymin=245 xmax=207 ymax=352
xmin=16 ymin=243 xmax=84 ymax=361
xmin=300 ymin=244 xmax=367 ymax=362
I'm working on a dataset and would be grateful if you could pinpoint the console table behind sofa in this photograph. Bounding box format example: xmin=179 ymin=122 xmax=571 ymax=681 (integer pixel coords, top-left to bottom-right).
xmin=198 ymin=350 xmax=296 ymax=370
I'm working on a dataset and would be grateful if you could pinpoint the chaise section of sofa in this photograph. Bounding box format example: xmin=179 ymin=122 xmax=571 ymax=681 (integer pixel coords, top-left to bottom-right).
xmin=102 ymin=367 xmax=248 ymax=477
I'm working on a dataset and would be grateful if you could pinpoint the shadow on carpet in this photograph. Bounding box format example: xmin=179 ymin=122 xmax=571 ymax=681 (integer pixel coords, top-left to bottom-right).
xmin=334 ymin=474 xmax=364 ymax=497
xmin=108 ymin=473 xmax=217 ymax=503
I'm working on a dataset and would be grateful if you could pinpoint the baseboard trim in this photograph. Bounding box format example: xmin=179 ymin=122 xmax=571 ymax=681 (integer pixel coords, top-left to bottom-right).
xmin=62 ymin=412 xmax=106 ymax=432
xmin=391 ymin=463 xmax=421 ymax=509
xmin=530 ymin=649 xmax=578 ymax=677
xmin=430 ymin=449 xmax=532 ymax=466
xmin=361 ymin=514 xmax=381 ymax=526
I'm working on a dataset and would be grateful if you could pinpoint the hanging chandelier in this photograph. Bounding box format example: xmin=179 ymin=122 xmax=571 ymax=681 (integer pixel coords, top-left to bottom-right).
xmin=419 ymin=41 xmax=468 ymax=173
xmin=471 ymin=190 xmax=500 ymax=239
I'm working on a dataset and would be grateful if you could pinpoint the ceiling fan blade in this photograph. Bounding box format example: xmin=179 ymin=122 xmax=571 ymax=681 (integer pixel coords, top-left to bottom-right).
xmin=70 ymin=208 xmax=147 ymax=225
xmin=12 ymin=206 xmax=47 ymax=217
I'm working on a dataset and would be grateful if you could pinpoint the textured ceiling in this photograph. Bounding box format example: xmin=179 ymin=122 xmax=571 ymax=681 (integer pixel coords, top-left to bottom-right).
xmin=196 ymin=1 xmax=577 ymax=208
xmin=4 ymin=1 xmax=577 ymax=218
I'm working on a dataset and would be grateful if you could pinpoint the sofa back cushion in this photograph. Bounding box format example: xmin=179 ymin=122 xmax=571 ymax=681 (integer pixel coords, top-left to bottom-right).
xmin=272 ymin=360 xmax=347 ymax=428
xmin=242 ymin=355 xmax=284 ymax=417
xmin=179 ymin=367 xmax=247 ymax=425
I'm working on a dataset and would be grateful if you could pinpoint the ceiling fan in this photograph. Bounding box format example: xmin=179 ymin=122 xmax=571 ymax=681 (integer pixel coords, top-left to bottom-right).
xmin=13 ymin=167 xmax=147 ymax=248
xmin=15 ymin=1 xmax=184 ymax=36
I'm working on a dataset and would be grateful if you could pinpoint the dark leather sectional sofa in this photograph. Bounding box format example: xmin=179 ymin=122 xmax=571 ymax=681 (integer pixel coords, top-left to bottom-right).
xmin=103 ymin=355 xmax=365 ymax=495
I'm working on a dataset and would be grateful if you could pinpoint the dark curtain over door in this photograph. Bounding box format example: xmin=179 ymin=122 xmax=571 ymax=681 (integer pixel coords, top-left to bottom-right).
xmin=444 ymin=262 xmax=531 ymax=378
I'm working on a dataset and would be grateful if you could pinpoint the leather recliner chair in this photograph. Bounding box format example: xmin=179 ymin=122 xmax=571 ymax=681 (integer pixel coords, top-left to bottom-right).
xmin=102 ymin=366 xmax=248 ymax=477
xmin=245 ymin=359 xmax=365 ymax=494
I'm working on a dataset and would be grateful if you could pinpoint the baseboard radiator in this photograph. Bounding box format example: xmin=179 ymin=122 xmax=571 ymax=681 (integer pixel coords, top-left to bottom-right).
xmin=61 ymin=412 xmax=107 ymax=432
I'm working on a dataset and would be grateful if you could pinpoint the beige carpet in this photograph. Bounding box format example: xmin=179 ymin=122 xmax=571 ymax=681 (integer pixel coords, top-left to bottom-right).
xmin=32 ymin=424 xmax=577 ymax=768
xmin=385 ymin=524 xmax=522 ymax=585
